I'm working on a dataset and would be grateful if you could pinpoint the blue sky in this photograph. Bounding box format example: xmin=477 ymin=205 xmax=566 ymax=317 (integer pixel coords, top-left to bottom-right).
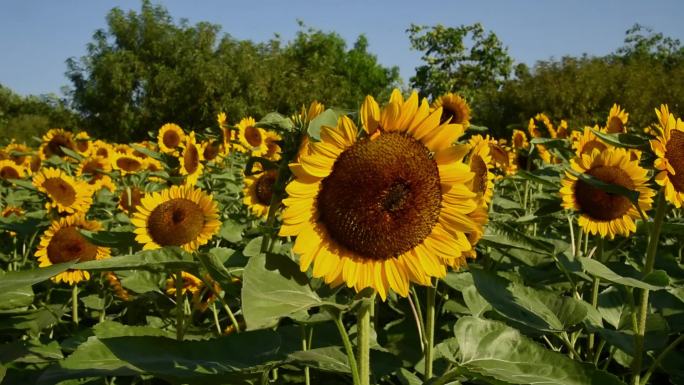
xmin=1 ymin=0 xmax=682 ymax=96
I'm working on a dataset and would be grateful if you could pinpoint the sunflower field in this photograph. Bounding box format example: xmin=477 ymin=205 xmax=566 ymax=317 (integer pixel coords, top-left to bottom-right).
xmin=0 ymin=89 xmax=683 ymax=385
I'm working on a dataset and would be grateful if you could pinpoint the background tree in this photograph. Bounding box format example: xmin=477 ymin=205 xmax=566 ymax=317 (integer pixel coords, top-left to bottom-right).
xmin=66 ymin=1 xmax=400 ymax=142
xmin=407 ymin=23 xmax=513 ymax=99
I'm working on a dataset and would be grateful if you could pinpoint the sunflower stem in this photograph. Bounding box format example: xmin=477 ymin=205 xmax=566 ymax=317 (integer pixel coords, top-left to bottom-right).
xmin=301 ymin=324 xmax=311 ymax=385
xmin=588 ymin=237 xmax=603 ymax=358
xmin=175 ymin=270 xmax=184 ymax=341
xmin=632 ymin=190 xmax=667 ymax=385
xmin=424 ymin=281 xmax=437 ymax=380
xmin=259 ymin=157 xmax=290 ymax=254
xmin=211 ymin=302 xmax=221 ymax=334
xmin=640 ymin=334 xmax=684 ymax=385
xmin=358 ymin=296 xmax=373 ymax=385
xmin=71 ymin=284 xmax=79 ymax=326
xmin=331 ymin=309 xmax=360 ymax=385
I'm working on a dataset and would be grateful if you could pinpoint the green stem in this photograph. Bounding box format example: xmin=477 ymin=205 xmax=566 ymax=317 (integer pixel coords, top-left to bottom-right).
xmin=175 ymin=270 xmax=184 ymax=341
xmin=632 ymin=191 xmax=667 ymax=385
xmin=301 ymin=324 xmax=311 ymax=385
xmin=331 ymin=309 xmax=360 ymax=385
xmin=72 ymin=284 xmax=79 ymax=326
xmin=424 ymin=282 xmax=437 ymax=380
xmin=640 ymin=334 xmax=684 ymax=385
xmin=588 ymin=238 xmax=603 ymax=357
xmin=358 ymin=298 xmax=372 ymax=385
xmin=211 ymin=302 xmax=221 ymax=334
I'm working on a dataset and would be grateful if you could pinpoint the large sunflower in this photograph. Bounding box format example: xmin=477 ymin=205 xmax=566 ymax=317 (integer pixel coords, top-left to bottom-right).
xmin=33 ymin=168 xmax=93 ymax=214
xmin=0 ymin=160 xmax=26 ymax=181
xmin=39 ymin=129 xmax=76 ymax=159
xmin=237 ymin=117 xmax=268 ymax=156
xmin=243 ymin=163 xmax=278 ymax=218
xmin=264 ymin=131 xmax=282 ymax=161
xmin=78 ymin=156 xmax=116 ymax=192
xmin=651 ymin=105 xmax=684 ymax=207
xmin=179 ymin=132 xmax=204 ymax=185
xmin=280 ymin=90 xmax=483 ymax=300
xmin=91 ymin=140 xmax=114 ymax=159
xmin=511 ymin=129 xmax=529 ymax=150
xmin=201 ymin=139 xmax=223 ymax=163
xmin=74 ymin=132 xmax=92 ymax=156
xmin=35 ymin=214 xmax=110 ymax=285
xmin=158 ymin=123 xmax=185 ymax=155
xmin=604 ymin=104 xmax=629 ymax=134
xmin=573 ymin=126 xmax=610 ymax=157
xmin=118 ymin=187 xmax=145 ymax=215
xmin=466 ymin=136 xmax=495 ymax=206
xmin=131 ymin=185 xmax=220 ymax=252
xmin=560 ymin=148 xmax=654 ymax=238
xmin=4 ymin=143 xmax=32 ymax=167
xmin=112 ymin=153 xmax=146 ymax=175
xmin=432 ymin=93 xmax=471 ymax=128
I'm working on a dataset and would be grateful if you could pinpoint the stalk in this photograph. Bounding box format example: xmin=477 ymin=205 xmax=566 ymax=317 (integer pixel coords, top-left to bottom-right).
xmin=175 ymin=270 xmax=184 ymax=341
xmin=331 ymin=309 xmax=360 ymax=385
xmin=357 ymin=297 xmax=372 ymax=385
xmin=72 ymin=284 xmax=79 ymax=325
xmin=632 ymin=191 xmax=667 ymax=385
xmin=424 ymin=282 xmax=437 ymax=380
xmin=588 ymin=238 xmax=603 ymax=356
xmin=301 ymin=324 xmax=311 ymax=385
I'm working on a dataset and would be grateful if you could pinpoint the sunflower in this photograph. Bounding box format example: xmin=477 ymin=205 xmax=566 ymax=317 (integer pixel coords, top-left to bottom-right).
xmin=2 ymin=206 xmax=24 ymax=218
xmin=118 ymin=187 xmax=144 ymax=215
xmin=528 ymin=118 xmax=542 ymax=138
xmin=651 ymin=105 xmax=684 ymax=207
xmin=218 ymin=112 xmax=244 ymax=154
xmin=605 ymin=104 xmax=629 ymax=134
xmin=33 ymin=168 xmax=93 ymax=214
xmin=573 ymin=126 xmax=610 ymax=157
xmin=0 ymin=160 xmax=26 ymax=181
xmin=74 ymin=132 xmax=92 ymax=155
xmin=78 ymin=156 xmax=115 ymax=192
xmin=556 ymin=120 xmax=569 ymax=139
xmin=481 ymin=135 xmax=517 ymax=176
xmin=112 ymin=153 xmax=146 ymax=175
xmin=191 ymin=274 xmax=222 ymax=312
xmin=201 ymin=139 xmax=223 ymax=163
xmin=91 ymin=140 xmax=114 ymax=159
xmin=264 ymin=131 xmax=282 ymax=161
xmin=466 ymin=136 xmax=495 ymax=206
xmin=280 ymin=90 xmax=484 ymax=300
xmin=293 ymin=101 xmax=326 ymax=125
xmin=35 ymin=214 xmax=110 ymax=285
xmin=535 ymin=113 xmax=557 ymax=138
xmin=179 ymin=132 xmax=204 ymax=185
xmin=4 ymin=143 xmax=32 ymax=167
xmin=39 ymin=129 xmax=76 ymax=159
xmin=165 ymin=271 xmax=203 ymax=296
xmin=243 ymin=163 xmax=278 ymax=218
xmin=511 ymin=130 xmax=529 ymax=150
xmin=131 ymin=185 xmax=220 ymax=252
xmin=104 ymin=272 xmax=131 ymax=301
xmin=432 ymin=93 xmax=471 ymax=128
xmin=158 ymin=123 xmax=185 ymax=155
xmin=237 ymin=117 xmax=268 ymax=156
xmin=560 ymin=148 xmax=654 ymax=238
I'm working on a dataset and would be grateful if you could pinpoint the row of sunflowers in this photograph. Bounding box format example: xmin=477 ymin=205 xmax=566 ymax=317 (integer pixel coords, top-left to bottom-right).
xmin=1 ymin=89 xmax=683 ymax=385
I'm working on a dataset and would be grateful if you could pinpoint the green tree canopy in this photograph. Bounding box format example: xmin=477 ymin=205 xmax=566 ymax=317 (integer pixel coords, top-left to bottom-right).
xmin=66 ymin=1 xmax=400 ymax=142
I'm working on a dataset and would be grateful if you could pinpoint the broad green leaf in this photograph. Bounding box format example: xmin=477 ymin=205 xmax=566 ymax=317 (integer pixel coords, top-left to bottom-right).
xmin=307 ymin=109 xmax=339 ymax=141
xmin=288 ymin=346 xmax=349 ymax=373
xmin=243 ymin=236 xmax=264 ymax=257
xmin=39 ymin=329 xmax=285 ymax=384
xmin=74 ymin=247 xmax=196 ymax=272
xmin=0 ymin=306 xmax=63 ymax=334
xmin=219 ymin=220 xmax=245 ymax=243
xmin=256 ymin=112 xmax=295 ymax=131
xmin=0 ymin=286 xmax=33 ymax=311
xmin=117 ymin=270 xmax=162 ymax=294
xmin=530 ymin=137 xmax=567 ymax=148
xmin=471 ymin=269 xmax=587 ymax=331
xmin=78 ymin=229 xmax=137 ymax=248
xmin=241 ymin=253 xmax=323 ymax=330
xmin=591 ymin=129 xmax=648 ymax=150
xmin=0 ymin=262 xmax=77 ymax=292
xmin=462 ymin=285 xmax=490 ymax=317
xmin=449 ymin=317 xmax=625 ymax=385
xmin=130 ymin=144 xmax=164 ymax=161
xmin=515 ymin=170 xmax=559 ymax=188
xmin=579 ymin=257 xmax=668 ymax=290
xmin=0 ymin=340 xmax=62 ymax=365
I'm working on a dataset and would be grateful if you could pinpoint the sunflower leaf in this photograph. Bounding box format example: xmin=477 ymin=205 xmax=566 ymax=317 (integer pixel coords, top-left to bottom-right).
xmin=74 ymin=247 xmax=197 ymax=272
xmin=256 ymin=112 xmax=294 ymax=132
xmin=590 ymin=129 xmax=649 ymax=150
xmin=78 ymin=229 xmax=137 ymax=248
xmin=567 ymin=168 xmax=640 ymax=205
xmin=579 ymin=257 xmax=668 ymax=290
xmin=307 ymin=109 xmax=340 ymax=141
xmin=0 ymin=262 xmax=77 ymax=292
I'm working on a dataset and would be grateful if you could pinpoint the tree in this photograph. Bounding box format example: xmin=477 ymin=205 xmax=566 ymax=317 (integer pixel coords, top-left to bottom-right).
xmin=407 ymin=23 xmax=513 ymax=99
xmin=66 ymin=1 xmax=399 ymax=142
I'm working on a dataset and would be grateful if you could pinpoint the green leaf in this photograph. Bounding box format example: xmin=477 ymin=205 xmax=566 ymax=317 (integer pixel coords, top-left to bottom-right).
xmin=78 ymin=229 xmax=137 ymax=249
xmin=579 ymin=257 xmax=668 ymax=290
xmin=307 ymin=109 xmax=339 ymax=141
xmin=74 ymin=247 xmax=196 ymax=272
xmin=0 ymin=286 xmax=33 ymax=311
xmin=0 ymin=340 xmax=63 ymax=365
xmin=0 ymin=306 xmax=63 ymax=334
xmin=130 ymin=144 xmax=164 ymax=161
xmin=256 ymin=112 xmax=295 ymax=131
xmin=471 ymin=269 xmax=587 ymax=331
xmin=515 ymin=170 xmax=559 ymax=188
xmin=288 ymin=346 xmax=349 ymax=373
xmin=243 ymin=236 xmax=264 ymax=257
xmin=117 ymin=270 xmax=162 ymax=294
xmin=530 ymin=137 xmax=567 ymax=148
xmin=219 ymin=220 xmax=245 ymax=243
xmin=241 ymin=253 xmax=323 ymax=330
xmin=568 ymin=169 xmax=640 ymax=205
xmin=39 ymin=330 xmax=286 ymax=384
xmin=591 ymin=129 xmax=648 ymax=150
xmin=59 ymin=146 xmax=84 ymax=161
xmin=448 ymin=316 xmax=625 ymax=385
xmin=0 ymin=262 xmax=77 ymax=292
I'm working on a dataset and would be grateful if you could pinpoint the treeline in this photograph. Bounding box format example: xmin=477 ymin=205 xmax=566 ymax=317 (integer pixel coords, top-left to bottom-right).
xmin=1 ymin=1 xmax=682 ymax=143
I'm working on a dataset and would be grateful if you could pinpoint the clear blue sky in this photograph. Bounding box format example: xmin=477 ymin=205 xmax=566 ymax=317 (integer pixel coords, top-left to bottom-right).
xmin=1 ymin=0 xmax=682 ymax=96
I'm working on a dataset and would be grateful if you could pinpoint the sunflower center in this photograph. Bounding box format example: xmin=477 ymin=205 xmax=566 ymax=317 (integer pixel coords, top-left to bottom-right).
xmin=147 ymin=198 xmax=205 ymax=246
xmin=574 ymin=165 xmax=635 ymax=221
xmin=47 ymin=226 xmax=98 ymax=264
xmin=470 ymin=155 xmax=488 ymax=194
xmin=581 ymin=140 xmax=608 ymax=156
xmin=440 ymin=106 xmax=460 ymax=125
xmin=513 ymin=134 xmax=524 ymax=148
xmin=184 ymin=145 xmax=200 ymax=174
xmin=666 ymin=131 xmax=684 ymax=192
xmin=43 ymin=177 xmax=76 ymax=206
xmin=76 ymin=140 xmax=89 ymax=153
xmin=255 ymin=172 xmax=277 ymax=205
xmin=317 ymin=133 xmax=441 ymax=261
xmin=120 ymin=188 xmax=143 ymax=214
xmin=82 ymin=160 xmax=105 ymax=182
xmin=163 ymin=130 xmax=181 ymax=149
xmin=607 ymin=116 xmax=625 ymax=134
xmin=95 ymin=147 xmax=109 ymax=157
xmin=203 ymin=141 xmax=220 ymax=161
xmin=117 ymin=157 xmax=143 ymax=172
xmin=47 ymin=135 xmax=73 ymax=157
xmin=0 ymin=166 xmax=20 ymax=180
xmin=489 ymin=144 xmax=509 ymax=167
xmin=245 ymin=126 xmax=262 ymax=147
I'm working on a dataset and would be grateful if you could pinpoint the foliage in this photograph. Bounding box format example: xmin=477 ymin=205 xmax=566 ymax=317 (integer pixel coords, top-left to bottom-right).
xmin=65 ymin=1 xmax=399 ymax=142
